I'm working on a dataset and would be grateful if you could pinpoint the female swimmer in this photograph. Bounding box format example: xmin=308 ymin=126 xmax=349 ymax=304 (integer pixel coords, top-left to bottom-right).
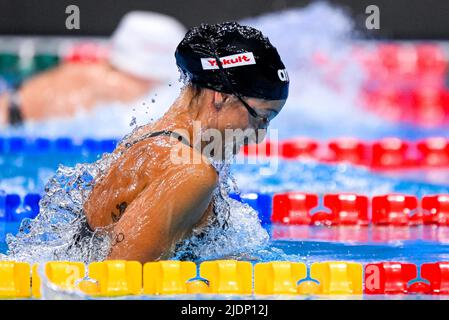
xmin=83 ymin=22 xmax=289 ymax=262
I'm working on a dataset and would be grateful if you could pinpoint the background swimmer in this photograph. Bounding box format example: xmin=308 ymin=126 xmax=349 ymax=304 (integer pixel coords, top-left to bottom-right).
xmin=0 ymin=11 xmax=185 ymax=125
xmin=83 ymin=22 xmax=289 ymax=262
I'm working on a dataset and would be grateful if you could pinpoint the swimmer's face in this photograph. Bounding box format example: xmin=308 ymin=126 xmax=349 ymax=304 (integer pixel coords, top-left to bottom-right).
xmin=214 ymin=92 xmax=286 ymax=154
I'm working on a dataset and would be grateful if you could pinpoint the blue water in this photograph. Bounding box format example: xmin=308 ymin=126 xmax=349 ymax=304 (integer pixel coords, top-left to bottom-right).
xmin=1 ymin=153 xmax=449 ymax=265
xmin=233 ymin=160 xmax=449 ymax=196
xmin=1 ymin=152 xmax=449 ymax=262
xmin=3 ymin=220 xmax=449 ymax=266
xmin=0 ymin=152 xmax=100 ymax=195
xmin=267 ymin=225 xmax=449 ymax=265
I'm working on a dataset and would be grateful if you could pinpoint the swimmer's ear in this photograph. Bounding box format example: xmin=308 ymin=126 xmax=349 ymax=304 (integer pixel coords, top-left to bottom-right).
xmin=213 ymin=91 xmax=233 ymax=109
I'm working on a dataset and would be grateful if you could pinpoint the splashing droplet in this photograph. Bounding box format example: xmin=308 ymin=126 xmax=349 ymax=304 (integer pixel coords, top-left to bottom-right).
xmin=129 ymin=116 xmax=137 ymax=127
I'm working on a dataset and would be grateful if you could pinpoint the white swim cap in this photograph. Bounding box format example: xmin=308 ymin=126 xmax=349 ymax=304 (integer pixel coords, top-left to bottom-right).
xmin=109 ymin=11 xmax=186 ymax=82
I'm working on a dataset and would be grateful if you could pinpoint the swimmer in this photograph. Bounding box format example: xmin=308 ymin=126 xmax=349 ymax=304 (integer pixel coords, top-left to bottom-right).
xmin=83 ymin=22 xmax=289 ymax=262
xmin=0 ymin=11 xmax=185 ymax=125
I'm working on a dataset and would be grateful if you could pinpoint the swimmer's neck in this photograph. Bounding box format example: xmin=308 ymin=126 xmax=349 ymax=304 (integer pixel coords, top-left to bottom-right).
xmin=148 ymin=86 xmax=218 ymax=150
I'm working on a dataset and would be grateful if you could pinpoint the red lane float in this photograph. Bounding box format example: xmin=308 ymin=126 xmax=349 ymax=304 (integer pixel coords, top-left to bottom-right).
xmin=358 ymin=44 xmax=448 ymax=88
xmin=272 ymin=192 xmax=317 ymax=225
xmin=417 ymin=137 xmax=449 ymax=167
xmin=270 ymin=192 xmax=449 ymax=226
xmin=371 ymin=138 xmax=412 ymax=168
xmin=357 ymin=43 xmax=449 ymax=126
xmin=364 ymin=262 xmax=449 ymax=295
xmin=362 ymin=88 xmax=449 ymax=127
xmin=272 ymin=192 xmax=369 ymax=226
xmin=354 ymin=43 xmax=448 ymax=79
xmin=355 ymin=42 xmax=449 ymax=126
xmin=280 ymin=138 xmax=318 ymax=159
xmin=326 ymin=138 xmax=368 ymax=165
xmin=242 ymin=140 xmax=278 ymax=157
xmin=415 ymin=44 xmax=448 ymax=75
xmin=242 ymin=136 xmax=449 ymax=169
xmin=407 ymin=281 xmax=432 ymax=294
xmin=364 ymin=262 xmax=417 ymax=294
xmin=421 ymin=262 xmax=449 ymax=294
xmin=312 ymin=193 xmax=369 ymax=226
xmin=372 ymin=194 xmax=420 ymax=226
xmin=422 ymin=195 xmax=449 ymax=225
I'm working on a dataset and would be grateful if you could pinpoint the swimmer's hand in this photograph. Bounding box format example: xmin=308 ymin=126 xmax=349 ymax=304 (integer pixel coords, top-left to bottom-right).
xmin=106 ymin=160 xmax=218 ymax=263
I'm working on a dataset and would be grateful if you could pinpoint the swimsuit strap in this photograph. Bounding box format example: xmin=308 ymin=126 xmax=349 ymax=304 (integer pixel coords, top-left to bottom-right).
xmin=124 ymin=129 xmax=192 ymax=149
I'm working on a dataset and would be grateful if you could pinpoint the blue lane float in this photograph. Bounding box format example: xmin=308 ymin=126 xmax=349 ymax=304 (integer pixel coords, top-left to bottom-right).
xmin=1 ymin=193 xmax=41 ymax=222
xmin=0 ymin=192 xmax=271 ymax=236
xmin=0 ymin=137 xmax=119 ymax=154
xmin=0 ymin=191 xmax=271 ymax=242
xmin=0 ymin=193 xmax=41 ymax=243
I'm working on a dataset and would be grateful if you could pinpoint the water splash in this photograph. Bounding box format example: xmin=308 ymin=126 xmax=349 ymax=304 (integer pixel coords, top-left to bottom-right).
xmin=1 ymin=131 xmax=269 ymax=264
xmin=173 ymin=162 xmax=269 ymax=261
xmin=2 ymin=151 xmax=118 ymax=264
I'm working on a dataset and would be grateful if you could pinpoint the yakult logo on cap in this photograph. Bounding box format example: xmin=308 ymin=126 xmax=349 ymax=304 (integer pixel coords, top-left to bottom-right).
xmin=201 ymin=52 xmax=256 ymax=70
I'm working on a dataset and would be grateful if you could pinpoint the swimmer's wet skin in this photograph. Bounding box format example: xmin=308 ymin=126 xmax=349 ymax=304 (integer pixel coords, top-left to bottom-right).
xmin=83 ymin=22 xmax=289 ymax=263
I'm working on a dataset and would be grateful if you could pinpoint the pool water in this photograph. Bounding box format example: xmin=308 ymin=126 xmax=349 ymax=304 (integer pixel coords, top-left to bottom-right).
xmin=269 ymin=226 xmax=449 ymax=265
xmin=3 ymin=221 xmax=449 ymax=266
xmin=0 ymin=240 xmax=6 ymax=253
xmin=1 ymin=154 xmax=449 ymax=266
xmin=0 ymin=152 xmax=100 ymax=195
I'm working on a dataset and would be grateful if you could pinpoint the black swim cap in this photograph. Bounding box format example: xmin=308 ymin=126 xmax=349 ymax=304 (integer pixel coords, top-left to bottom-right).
xmin=175 ymin=22 xmax=289 ymax=101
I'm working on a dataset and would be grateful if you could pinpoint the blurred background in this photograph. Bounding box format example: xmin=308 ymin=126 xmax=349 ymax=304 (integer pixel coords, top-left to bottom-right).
xmin=1 ymin=0 xmax=449 ymax=229
xmin=2 ymin=0 xmax=449 ymax=39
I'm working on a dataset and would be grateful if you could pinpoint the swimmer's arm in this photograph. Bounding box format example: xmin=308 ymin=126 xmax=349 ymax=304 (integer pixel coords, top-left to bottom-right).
xmin=106 ymin=163 xmax=217 ymax=263
xmin=3 ymin=62 xmax=151 ymax=122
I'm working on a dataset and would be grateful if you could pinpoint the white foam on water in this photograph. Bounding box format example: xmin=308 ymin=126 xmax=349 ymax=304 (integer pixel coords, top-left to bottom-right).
xmin=1 ymin=153 xmax=116 ymax=264
xmin=173 ymin=163 xmax=269 ymax=261
xmin=0 ymin=141 xmax=269 ymax=266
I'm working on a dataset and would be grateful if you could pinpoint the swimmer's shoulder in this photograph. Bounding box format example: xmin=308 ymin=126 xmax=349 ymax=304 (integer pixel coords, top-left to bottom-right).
xmin=159 ymin=136 xmax=218 ymax=188
xmin=164 ymin=148 xmax=218 ymax=229
xmin=121 ymin=131 xmax=218 ymax=187
xmin=181 ymin=150 xmax=218 ymax=190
